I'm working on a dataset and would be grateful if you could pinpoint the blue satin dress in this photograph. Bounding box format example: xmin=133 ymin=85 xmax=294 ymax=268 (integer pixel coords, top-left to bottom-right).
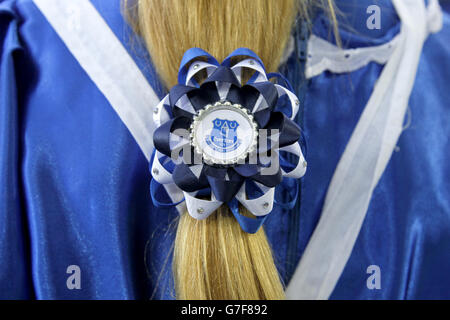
xmin=1 ymin=0 xmax=449 ymax=299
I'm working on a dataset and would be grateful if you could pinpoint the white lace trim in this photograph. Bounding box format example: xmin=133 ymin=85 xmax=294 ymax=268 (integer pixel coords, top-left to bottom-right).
xmin=305 ymin=34 xmax=400 ymax=78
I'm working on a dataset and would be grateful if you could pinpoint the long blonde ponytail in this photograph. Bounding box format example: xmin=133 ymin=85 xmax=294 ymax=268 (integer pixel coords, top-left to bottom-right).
xmin=174 ymin=206 xmax=285 ymax=299
xmin=125 ymin=0 xmax=338 ymax=300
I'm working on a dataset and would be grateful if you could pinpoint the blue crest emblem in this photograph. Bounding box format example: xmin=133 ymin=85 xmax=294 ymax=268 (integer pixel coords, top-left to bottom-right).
xmin=206 ymin=118 xmax=241 ymax=153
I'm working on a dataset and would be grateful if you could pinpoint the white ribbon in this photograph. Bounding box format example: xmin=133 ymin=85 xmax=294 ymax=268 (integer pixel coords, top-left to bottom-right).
xmin=186 ymin=61 xmax=218 ymax=86
xmin=280 ymin=142 xmax=307 ymax=179
xmin=153 ymin=94 xmax=170 ymax=127
xmin=151 ymin=152 xmax=174 ymax=185
xmin=184 ymin=192 xmax=222 ymax=220
xmin=251 ymin=94 xmax=270 ymax=113
xmin=236 ymin=183 xmax=275 ymax=216
xmin=231 ymin=58 xmax=268 ymax=83
xmin=275 ymin=84 xmax=300 ymax=120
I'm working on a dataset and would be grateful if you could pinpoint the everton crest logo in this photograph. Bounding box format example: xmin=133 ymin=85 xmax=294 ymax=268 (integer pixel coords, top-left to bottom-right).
xmin=205 ymin=119 xmax=241 ymax=153
xmin=190 ymin=101 xmax=258 ymax=165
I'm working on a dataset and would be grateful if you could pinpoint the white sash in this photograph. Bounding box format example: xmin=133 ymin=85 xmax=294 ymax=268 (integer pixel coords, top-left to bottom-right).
xmin=286 ymin=0 xmax=442 ymax=299
xmin=33 ymin=0 xmax=159 ymax=161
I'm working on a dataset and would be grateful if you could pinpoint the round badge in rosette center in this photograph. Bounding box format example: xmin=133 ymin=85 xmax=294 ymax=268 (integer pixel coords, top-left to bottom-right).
xmin=190 ymin=101 xmax=258 ymax=165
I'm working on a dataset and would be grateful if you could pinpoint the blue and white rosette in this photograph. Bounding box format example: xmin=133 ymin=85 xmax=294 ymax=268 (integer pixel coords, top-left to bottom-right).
xmin=150 ymin=48 xmax=307 ymax=233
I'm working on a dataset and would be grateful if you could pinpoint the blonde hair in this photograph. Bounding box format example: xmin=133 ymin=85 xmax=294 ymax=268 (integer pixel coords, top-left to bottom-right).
xmin=125 ymin=0 xmax=339 ymax=300
xmin=174 ymin=206 xmax=285 ymax=299
xmin=128 ymin=0 xmax=299 ymax=88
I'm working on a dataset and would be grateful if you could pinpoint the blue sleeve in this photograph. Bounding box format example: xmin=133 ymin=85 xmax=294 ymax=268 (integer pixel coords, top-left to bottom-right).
xmin=0 ymin=0 xmax=32 ymax=299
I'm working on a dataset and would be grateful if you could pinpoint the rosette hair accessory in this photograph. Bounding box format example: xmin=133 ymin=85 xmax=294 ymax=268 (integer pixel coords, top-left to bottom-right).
xmin=151 ymin=48 xmax=307 ymax=233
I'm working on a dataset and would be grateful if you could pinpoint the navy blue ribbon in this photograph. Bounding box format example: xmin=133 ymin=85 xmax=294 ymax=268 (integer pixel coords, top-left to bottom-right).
xmin=228 ymin=198 xmax=268 ymax=234
xmin=150 ymin=179 xmax=185 ymax=208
